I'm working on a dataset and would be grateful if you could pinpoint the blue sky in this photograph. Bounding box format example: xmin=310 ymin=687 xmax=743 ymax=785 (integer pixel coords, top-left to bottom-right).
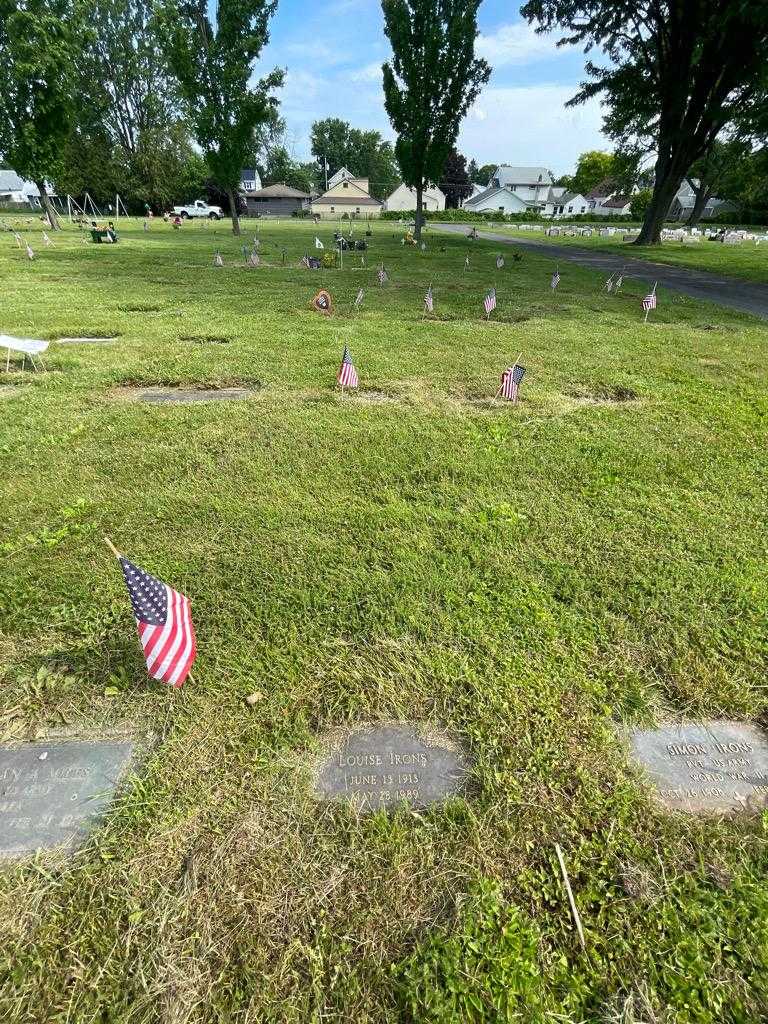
xmin=255 ymin=0 xmax=609 ymax=175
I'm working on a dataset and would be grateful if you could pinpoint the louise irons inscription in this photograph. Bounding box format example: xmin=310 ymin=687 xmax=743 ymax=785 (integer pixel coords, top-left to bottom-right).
xmin=314 ymin=724 xmax=468 ymax=811
xmin=629 ymin=721 xmax=768 ymax=814
xmin=0 ymin=740 xmax=134 ymax=858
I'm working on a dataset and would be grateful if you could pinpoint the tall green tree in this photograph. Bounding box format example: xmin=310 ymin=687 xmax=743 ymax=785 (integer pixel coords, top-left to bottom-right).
xmin=684 ymin=137 xmax=752 ymax=227
xmin=440 ymin=147 xmax=472 ymax=208
xmin=157 ymin=0 xmax=283 ymax=235
xmin=473 ymin=162 xmax=496 ymax=186
xmin=310 ymin=119 xmax=398 ymax=199
xmin=522 ymin=0 xmax=768 ymax=244
xmin=0 ymin=0 xmax=80 ymax=228
xmin=569 ymin=150 xmax=615 ymax=197
xmin=381 ymin=0 xmax=490 ymax=239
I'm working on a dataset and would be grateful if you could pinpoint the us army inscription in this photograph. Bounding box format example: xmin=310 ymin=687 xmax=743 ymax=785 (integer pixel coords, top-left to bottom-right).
xmin=314 ymin=724 xmax=468 ymax=811
xmin=628 ymin=721 xmax=768 ymax=814
xmin=0 ymin=740 xmax=134 ymax=858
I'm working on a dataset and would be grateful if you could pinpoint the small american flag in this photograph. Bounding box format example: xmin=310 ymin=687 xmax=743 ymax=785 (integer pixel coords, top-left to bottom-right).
xmin=301 ymin=254 xmax=311 ymax=268
xmin=420 ymin=241 xmax=426 ymax=252
xmin=496 ymin=255 xmax=504 ymax=270
xmin=642 ymin=284 xmax=657 ymax=311
xmin=26 ymin=244 xmax=35 ymax=260
xmin=13 ymin=232 xmax=22 ymax=248
xmin=337 ymin=344 xmax=359 ymax=388
xmin=500 ymin=363 xmax=525 ymax=402
xmin=377 ymin=264 xmax=388 ymax=285
xmin=42 ymin=232 xmax=52 ymax=247
xmin=213 ymin=251 xmax=223 ymax=267
xmin=464 ymin=255 xmax=470 ymax=270
xmin=551 ymin=269 xmax=560 ymax=290
xmin=119 ymin=556 xmax=196 ymax=687
xmin=354 ymin=287 xmax=364 ymax=309
xmin=247 ymin=252 xmax=260 ymax=267
xmin=605 ymin=273 xmax=615 ymax=292
xmin=424 ymin=285 xmax=434 ymax=313
xmin=614 ymin=274 xmax=623 ymax=292
xmin=483 ymin=287 xmax=496 ymax=317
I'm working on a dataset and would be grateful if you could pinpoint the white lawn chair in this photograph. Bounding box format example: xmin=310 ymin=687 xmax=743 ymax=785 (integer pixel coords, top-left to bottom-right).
xmin=1 ymin=335 xmax=49 ymax=372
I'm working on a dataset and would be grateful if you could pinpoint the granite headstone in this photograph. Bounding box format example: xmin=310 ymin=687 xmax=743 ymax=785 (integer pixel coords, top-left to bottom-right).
xmin=628 ymin=720 xmax=768 ymax=814
xmin=0 ymin=739 xmax=134 ymax=858
xmin=314 ymin=724 xmax=468 ymax=812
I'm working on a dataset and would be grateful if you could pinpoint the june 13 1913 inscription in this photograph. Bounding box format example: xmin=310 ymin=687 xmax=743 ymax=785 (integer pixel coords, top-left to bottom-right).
xmin=314 ymin=724 xmax=468 ymax=811
xmin=0 ymin=740 xmax=134 ymax=858
xmin=628 ymin=721 xmax=768 ymax=814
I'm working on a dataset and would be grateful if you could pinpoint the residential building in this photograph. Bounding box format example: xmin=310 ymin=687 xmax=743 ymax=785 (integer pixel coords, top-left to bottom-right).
xmin=586 ymin=181 xmax=632 ymax=216
xmin=240 ymin=168 xmax=262 ymax=193
xmin=384 ymin=183 xmax=446 ymax=212
xmin=668 ymin=179 xmax=735 ymax=221
xmin=311 ymin=177 xmax=383 ymax=219
xmin=327 ymin=166 xmax=357 ymax=189
xmin=0 ymin=170 xmax=41 ymax=207
xmin=489 ymin=166 xmax=554 ymax=204
xmin=243 ymin=183 xmax=311 ymax=217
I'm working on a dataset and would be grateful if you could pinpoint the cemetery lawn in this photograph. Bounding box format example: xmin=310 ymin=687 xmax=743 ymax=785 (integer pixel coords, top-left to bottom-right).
xmin=471 ymin=223 xmax=768 ymax=284
xmin=1 ymin=217 xmax=768 ymax=1024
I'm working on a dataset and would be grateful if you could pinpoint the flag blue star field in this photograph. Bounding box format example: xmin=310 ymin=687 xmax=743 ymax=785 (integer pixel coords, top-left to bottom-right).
xmin=424 ymin=285 xmax=434 ymax=313
xmin=337 ymin=343 xmax=359 ymax=388
xmin=484 ymin=287 xmax=496 ymax=316
xmin=119 ymin=557 xmax=196 ymax=687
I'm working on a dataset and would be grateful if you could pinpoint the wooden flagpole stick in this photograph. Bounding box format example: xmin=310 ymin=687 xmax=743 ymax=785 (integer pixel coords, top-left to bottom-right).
xmin=104 ymin=536 xmax=121 ymax=558
xmin=490 ymin=382 xmax=503 ymax=406
xmin=555 ymin=844 xmax=586 ymax=950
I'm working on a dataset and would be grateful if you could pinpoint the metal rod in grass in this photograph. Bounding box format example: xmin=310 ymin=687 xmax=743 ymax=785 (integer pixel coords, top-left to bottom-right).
xmin=555 ymin=843 xmax=586 ymax=950
xmin=103 ymin=536 xmax=196 ymax=686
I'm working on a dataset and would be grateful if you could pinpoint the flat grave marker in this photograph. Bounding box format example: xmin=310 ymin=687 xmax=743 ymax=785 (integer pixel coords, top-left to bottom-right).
xmin=0 ymin=739 xmax=134 ymax=858
xmin=139 ymin=388 xmax=255 ymax=403
xmin=628 ymin=720 xmax=768 ymax=814
xmin=313 ymin=724 xmax=469 ymax=812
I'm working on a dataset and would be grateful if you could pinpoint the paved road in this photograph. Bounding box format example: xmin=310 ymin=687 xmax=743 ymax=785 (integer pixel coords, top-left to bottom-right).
xmin=436 ymin=224 xmax=768 ymax=320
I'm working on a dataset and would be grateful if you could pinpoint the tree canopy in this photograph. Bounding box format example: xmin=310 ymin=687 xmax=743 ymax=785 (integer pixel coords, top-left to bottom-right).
xmin=157 ymin=0 xmax=283 ymax=235
xmin=522 ymin=0 xmax=768 ymax=244
xmin=310 ymin=118 xmax=398 ymax=200
xmin=381 ymin=0 xmax=489 ymax=238
xmin=440 ymin=148 xmax=472 ymax=208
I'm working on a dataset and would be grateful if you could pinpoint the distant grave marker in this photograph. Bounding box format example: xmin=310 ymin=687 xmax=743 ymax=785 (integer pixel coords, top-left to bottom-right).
xmin=313 ymin=724 xmax=469 ymax=812
xmin=0 ymin=739 xmax=134 ymax=858
xmin=627 ymin=721 xmax=768 ymax=814
xmin=56 ymin=336 xmax=118 ymax=345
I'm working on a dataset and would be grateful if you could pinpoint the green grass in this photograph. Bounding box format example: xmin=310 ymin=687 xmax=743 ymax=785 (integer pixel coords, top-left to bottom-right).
xmin=468 ymin=223 xmax=768 ymax=284
xmin=1 ymin=217 xmax=767 ymax=1023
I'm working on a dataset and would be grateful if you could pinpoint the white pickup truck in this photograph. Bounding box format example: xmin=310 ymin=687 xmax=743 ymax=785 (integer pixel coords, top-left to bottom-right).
xmin=172 ymin=199 xmax=223 ymax=220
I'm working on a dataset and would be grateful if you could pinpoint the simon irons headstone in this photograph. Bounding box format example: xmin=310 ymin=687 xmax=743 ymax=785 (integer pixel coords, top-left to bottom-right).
xmin=314 ymin=724 xmax=469 ymax=812
xmin=0 ymin=740 xmax=134 ymax=858
xmin=628 ymin=721 xmax=768 ymax=814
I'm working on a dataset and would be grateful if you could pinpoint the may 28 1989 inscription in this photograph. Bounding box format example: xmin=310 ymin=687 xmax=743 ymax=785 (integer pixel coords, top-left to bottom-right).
xmin=313 ymin=724 xmax=468 ymax=811
xmin=628 ymin=721 xmax=768 ymax=814
xmin=0 ymin=740 xmax=134 ymax=858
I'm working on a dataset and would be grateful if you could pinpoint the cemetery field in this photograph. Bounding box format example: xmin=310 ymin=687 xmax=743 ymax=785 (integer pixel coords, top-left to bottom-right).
xmin=476 ymin=223 xmax=768 ymax=284
xmin=2 ymin=218 xmax=768 ymax=1023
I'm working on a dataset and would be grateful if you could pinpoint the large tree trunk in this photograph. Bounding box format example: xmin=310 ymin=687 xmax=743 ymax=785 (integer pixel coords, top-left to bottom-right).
xmin=227 ymin=187 xmax=241 ymax=236
xmin=35 ymin=181 xmax=60 ymax=230
xmin=414 ymin=182 xmax=423 ymax=242
xmin=633 ymin=156 xmax=685 ymax=245
xmin=686 ymin=181 xmax=713 ymax=228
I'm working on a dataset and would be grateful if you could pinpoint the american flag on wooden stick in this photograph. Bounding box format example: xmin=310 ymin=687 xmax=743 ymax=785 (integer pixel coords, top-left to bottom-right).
xmin=354 ymin=287 xmax=364 ymax=309
xmin=13 ymin=232 xmax=22 ymax=248
xmin=496 ymin=255 xmax=504 ymax=269
xmin=614 ymin=274 xmax=623 ymax=293
xmin=464 ymin=255 xmax=470 ymax=271
xmin=424 ymin=285 xmax=434 ymax=313
xmin=301 ymin=253 xmax=311 ymax=268
xmin=642 ymin=282 xmax=657 ymax=311
xmin=42 ymin=232 xmax=52 ymax=247
xmin=337 ymin=344 xmax=359 ymax=389
xmin=213 ymin=251 xmax=223 ymax=267
xmin=551 ymin=268 xmax=560 ymax=290
xmin=500 ymin=363 xmax=526 ymax=402
xmin=26 ymin=244 xmax=34 ymax=260
xmin=377 ymin=264 xmax=389 ymax=285
xmin=119 ymin=556 xmax=196 ymax=687
xmin=483 ymin=287 xmax=496 ymax=317
xmin=605 ymin=273 xmax=615 ymax=292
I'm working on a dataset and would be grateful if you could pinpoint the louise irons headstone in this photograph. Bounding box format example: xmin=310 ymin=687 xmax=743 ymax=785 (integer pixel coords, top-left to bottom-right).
xmin=313 ymin=723 xmax=469 ymax=812
xmin=0 ymin=738 xmax=134 ymax=859
xmin=627 ymin=720 xmax=768 ymax=814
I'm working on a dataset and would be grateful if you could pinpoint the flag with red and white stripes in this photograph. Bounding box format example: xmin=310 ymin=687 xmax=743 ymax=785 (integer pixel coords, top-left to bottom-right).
xmin=424 ymin=285 xmax=434 ymax=313
xmin=337 ymin=343 xmax=359 ymax=388
xmin=500 ymin=362 xmax=526 ymax=402
xmin=642 ymin=283 xmax=657 ymax=311
xmin=119 ymin=557 xmax=196 ymax=687
xmin=551 ymin=268 xmax=560 ymax=290
xmin=483 ymin=287 xmax=496 ymax=317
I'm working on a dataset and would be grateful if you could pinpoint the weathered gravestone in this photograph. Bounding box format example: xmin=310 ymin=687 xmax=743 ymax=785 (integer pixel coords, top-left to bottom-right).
xmin=0 ymin=739 xmax=134 ymax=858
xmin=313 ymin=724 xmax=468 ymax=812
xmin=628 ymin=721 xmax=768 ymax=814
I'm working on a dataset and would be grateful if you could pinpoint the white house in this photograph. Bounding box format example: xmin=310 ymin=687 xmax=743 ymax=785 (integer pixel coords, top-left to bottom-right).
xmin=586 ymin=182 xmax=633 ymax=216
xmin=311 ymin=176 xmax=383 ymax=219
xmin=0 ymin=170 xmax=41 ymax=207
xmin=463 ymin=185 xmax=532 ymax=215
xmin=668 ymin=179 xmax=734 ymax=221
xmin=549 ymin=191 xmax=589 ymax=217
xmin=240 ymin=168 xmax=262 ymax=193
xmin=385 ymin=183 xmax=445 ymax=212
xmin=327 ymin=166 xmax=357 ymax=190
xmin=490 ymin=166 xmax=554 ymax=204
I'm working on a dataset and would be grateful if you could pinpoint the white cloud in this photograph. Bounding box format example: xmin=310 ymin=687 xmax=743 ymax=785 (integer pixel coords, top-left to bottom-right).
xmin=458 ymin=85 xmax=607 ymax=175
xmin=350 ymin=62 xmax=383 ymax=83
xmin=476 ymin=22 xmax=562 ymax=67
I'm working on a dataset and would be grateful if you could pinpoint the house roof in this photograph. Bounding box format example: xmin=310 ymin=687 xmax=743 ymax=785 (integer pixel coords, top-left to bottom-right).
xmin=248 ymin=183 xmax=310 ymax=199
xmin=558 ymin=191 xmax=586 ymax=204
xmin=328 ymin=166 xmax=355 ymax=188
xmin=601 ymin=196 xmax=632 ymax=209
xmin=387 ymin=183 xmax=446 ymax=201
xmin=493 ymin=165 xmax=553 ymax=186
xmin=0 ymin=169 xmax=28 ymax=192
xmin=312 ymin=195 xmax=382 ymax=206
xmin=241 ymin=168 xmax=259 ymax=182
xmin=465 ymin=185 xmax=508 ymax=207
